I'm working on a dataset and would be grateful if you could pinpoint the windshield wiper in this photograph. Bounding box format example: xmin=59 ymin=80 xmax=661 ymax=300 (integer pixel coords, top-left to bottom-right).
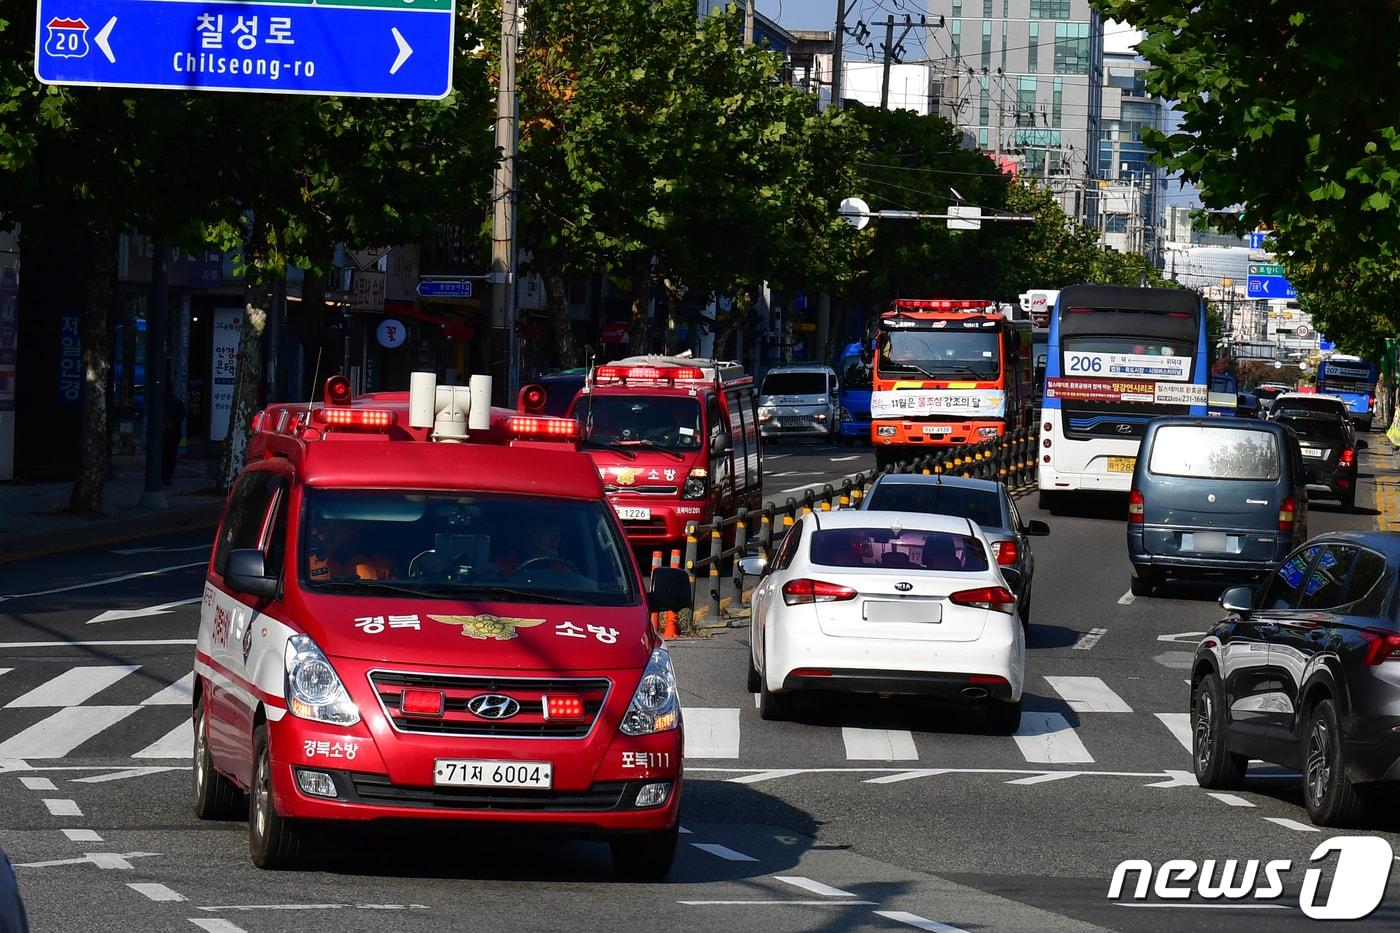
xmin=427 ymin=584 xmax=585 ymax=605
xmin=613 ymin=440 xmax=686 ymax=461
xmin=581 ymin=440 xmax=638 ymax=460
xmin=312 ymin=580 xmax=456 ymax=599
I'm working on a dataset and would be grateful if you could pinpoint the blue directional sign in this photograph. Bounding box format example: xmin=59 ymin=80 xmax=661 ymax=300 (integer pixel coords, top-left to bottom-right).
xmin=416 ymin=278 xmax=477 ymax=299
xmin=1248 ymin=231 xmax=1270 ymax=250
xmin=35 ymin=0 xmax=454 ymax=99
xmin=1247 ymin=275 xmax=1296 ymax=299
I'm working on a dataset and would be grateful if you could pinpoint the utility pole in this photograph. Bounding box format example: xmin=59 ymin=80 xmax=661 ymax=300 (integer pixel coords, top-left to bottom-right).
xmin=743 ymin=0 xmax=754 ymax=45
xmin=490 ymin=0 xmax=520 ymax=399
xmin=140 ymin=237 xmax=168 ymax=509
xmin=880 ymin=16 xmax=895 ymax=110
xmin=830 ymin=0 xmax=846 ymax=110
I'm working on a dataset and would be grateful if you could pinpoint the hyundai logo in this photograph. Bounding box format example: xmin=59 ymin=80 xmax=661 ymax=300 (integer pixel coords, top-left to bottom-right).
xmin=1115 ymin=424 xmax=1133 ymax=435
xmin=467 ymin=694 xmax=521 ymax=720
xmin=895 ymin=582 xmax=913 ymax=592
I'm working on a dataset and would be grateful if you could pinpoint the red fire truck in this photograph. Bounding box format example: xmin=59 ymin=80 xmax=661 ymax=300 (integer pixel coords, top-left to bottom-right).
xmin=869 ymin=299 xmax=1034 ymax=470
xmin=195 ymin=374 xmax=692 ymax=877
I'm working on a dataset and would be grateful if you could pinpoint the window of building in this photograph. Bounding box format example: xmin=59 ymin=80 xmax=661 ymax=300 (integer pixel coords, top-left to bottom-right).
xmin=978 ymin=127 xmax=989 ymax=148
xmin=1027 ymin=22 xmax=1039 ymax=73
xmin=1017 ymin=76 xmax=1036 ymax=126
xmin=983 ymin=0 xmax=993 ymax=16
xmin=979 ymin=76 xmax=990 ymax=125
xmin=952 ymin=0 xmax=962 ymax=16
xmin=1054 ymin=23 xmax=1089 ymax=75
xmin=1052 ymin=76 xmax=1063 ymax=126
xmin=1030 ymin=0 xmax=1070 ymax=18
xmin=950 ymin=19 xmax=960 ymax=57
xmin=1001 ymin=18 xmax=1008 ymax=68
xmin=981 ymin=19 xmax=992 ymax=69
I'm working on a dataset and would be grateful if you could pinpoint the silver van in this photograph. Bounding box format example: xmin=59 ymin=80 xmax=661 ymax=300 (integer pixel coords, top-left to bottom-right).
xmin=757 ymin=365 xmax=839 ymax=441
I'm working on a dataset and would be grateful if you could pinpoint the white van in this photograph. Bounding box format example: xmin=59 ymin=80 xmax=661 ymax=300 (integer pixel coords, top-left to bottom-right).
xmin=757 ymin=365 xmax=839 ymax=441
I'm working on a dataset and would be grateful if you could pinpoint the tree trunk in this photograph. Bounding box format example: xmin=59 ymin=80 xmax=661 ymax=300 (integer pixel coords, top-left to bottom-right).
xmin=68 ymin=221 xmax=117 ymax=516
xmin=543 ymin=266 xmax=578 ymax=369
xmin=218 ymin=282 xmax=271 ymax=491
xmin=628 ymin=254 xmax=652 ymax=354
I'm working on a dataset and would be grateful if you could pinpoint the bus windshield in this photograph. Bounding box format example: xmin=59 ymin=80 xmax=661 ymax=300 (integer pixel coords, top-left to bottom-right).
xmin=878 ymin=330 xmax=1001 ymax=380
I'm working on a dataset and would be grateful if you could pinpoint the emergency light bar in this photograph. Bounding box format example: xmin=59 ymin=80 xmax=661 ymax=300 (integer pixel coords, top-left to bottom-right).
xmin=594 ymin=364 xmax=706 ymax=385
xmin=891 ymin=300 xmax=995 ymax=311
xmin=508 ymin=416 xmax=582 ymax=441
xmin=312 ymin=408 xmax=396 ymax=430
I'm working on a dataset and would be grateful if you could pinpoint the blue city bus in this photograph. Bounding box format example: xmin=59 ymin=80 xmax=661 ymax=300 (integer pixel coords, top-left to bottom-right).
xmin=1316 ymin=355 xmax=1378 ymax=431
xmin=836 ymin=341 xmax=872 ymax=443
xmin=1038 ymin=285 xmax=1210 ymax=509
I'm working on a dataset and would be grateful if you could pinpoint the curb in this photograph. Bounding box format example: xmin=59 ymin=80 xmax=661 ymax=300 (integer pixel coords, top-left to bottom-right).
xmin=0 ymin=501 xmax=224 ymax=563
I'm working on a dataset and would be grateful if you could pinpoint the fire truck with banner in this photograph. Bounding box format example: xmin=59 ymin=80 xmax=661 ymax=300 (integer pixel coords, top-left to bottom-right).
xmin=868 ymin=299 xmax=1034 ymax=471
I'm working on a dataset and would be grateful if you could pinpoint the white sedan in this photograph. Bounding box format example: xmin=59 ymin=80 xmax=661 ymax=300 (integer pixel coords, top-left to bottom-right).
xmin=740 ymin=510 xmax=1025 ymax=732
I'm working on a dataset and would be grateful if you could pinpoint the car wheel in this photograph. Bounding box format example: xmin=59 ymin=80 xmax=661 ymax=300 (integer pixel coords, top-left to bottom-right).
xmin=758 ymin=675 xmax=792 ymax=722
xmin=1129 ymin=570 xmax=1155 ymax=597
xmin=746 ymin=645 xmax=761 ymax=693
xmin=1192 ymin=672 xmax=1247 ymax=790
xmin=249 ymin=725 xmax=311 ymax=869
xmin=1302 ymin=699 xmax=1366 ymax=827
xmin=611 ymin=823 xmax=679 ymax=881
xmin=192 ymin=699 xmax=242 ymax=821
xmin=985 ymin=699 xmax=1021 ymax=735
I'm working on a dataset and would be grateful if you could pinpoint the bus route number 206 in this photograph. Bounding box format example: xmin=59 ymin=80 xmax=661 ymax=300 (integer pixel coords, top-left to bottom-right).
xmin=1067 ymin=355 xmax=1104 ymax=374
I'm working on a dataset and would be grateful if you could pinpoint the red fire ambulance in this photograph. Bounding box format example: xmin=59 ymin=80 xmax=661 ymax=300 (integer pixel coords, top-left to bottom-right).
xmin=193 ymin=373 xmax=692 ymax=876
xmin=565 ymin=356 xmax=763 ymax=550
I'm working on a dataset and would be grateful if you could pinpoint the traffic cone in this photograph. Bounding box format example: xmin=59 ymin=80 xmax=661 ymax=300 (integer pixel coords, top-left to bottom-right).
xmin=662 ymin=610 xmax=679 ymax=639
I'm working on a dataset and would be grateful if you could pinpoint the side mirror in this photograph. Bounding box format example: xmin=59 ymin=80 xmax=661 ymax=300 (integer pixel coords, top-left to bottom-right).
xmin=648 ymin=567 xmax=691 ymax=614
xmin=1025 ymin=520 xmax=1051 ymax=537
xmin=711 ymin=432 xmax=732 ymax=455
xmin=226 ymin=548 xmax=278 ymax=600
xmin=1219 ymin=585 xmax=1253 ymax=616
xmin=737 ymin=556 xmax=768 ymax=578
xmin=1357 ymin=439 xmax=1369 ymax=450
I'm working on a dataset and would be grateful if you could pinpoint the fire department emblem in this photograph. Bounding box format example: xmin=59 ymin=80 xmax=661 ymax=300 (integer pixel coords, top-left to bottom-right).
xmin=428 ymin=614 xmax=546 ymax=641
xmin=44 ymin=17 xmax=90 ymax=58
xmin=614 ymin=467 xmax=639 ymax=486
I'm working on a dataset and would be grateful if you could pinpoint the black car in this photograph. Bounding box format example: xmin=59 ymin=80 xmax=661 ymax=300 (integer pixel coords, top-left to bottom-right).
xmin=859 ymin=472 xmax=1049 ymax=625
xmin=1191 ymin=531 xmax=1400 ymax=826
xmin=1274 ymin=411 xmax=1366 ymax=509
xmin=532 ymin=371 xmax=586 ymax=417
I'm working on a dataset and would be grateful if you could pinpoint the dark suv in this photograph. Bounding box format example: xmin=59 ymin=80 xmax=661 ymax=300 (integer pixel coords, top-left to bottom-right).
xmin=1191 ymin=532 xmax=1400 ymax=826
xmin=1274 ymin=412 xmax=1366 ymax=509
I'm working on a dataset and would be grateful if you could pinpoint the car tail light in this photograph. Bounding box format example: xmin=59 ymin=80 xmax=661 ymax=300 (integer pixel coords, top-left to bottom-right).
xmin=400 ymin=688 xmax=445 ymax=717
xmin=782 ymin=579 xmax=858 ymax=605
xmin=1363 ymin=631 xmax=1400 ymax=665
xmin=949 ymin=586 xmax=1016 ymax=613
xmin=1339 ymin=448 xmax=1355 ymax=468
xmin=993 ymin=540 xmax=1019 ymax=566
xmin=543 ymin=695 xmax=585 ymax=721
xmin=1128 ymin=489 xmax=1145 ymax=523
xmin=1278 ymin=496 xmax=1296 ymax=532
xmin=313 ymin=407 xmax=395 ymax=430
xmin=1042 ymin=422 xmax=1052 ymax=432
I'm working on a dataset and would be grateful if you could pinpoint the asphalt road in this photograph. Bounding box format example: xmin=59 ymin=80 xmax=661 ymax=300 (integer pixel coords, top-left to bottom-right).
xmin=1 ymin=439 xmax=1398 ymax=932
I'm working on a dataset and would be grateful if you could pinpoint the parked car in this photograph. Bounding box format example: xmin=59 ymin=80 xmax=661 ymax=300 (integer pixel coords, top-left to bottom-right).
xmin=1191 ymin=532 xmax=1400 ymax=826
xmin=739 ymin=510 xmax=1025 ymax=732
xmin=1273 ymin=411 xmax=1366 ymax=509
xmin=859 ymin=472 xmax=1048 ymax=625
xmin=1127 ymin=417 xmax=1309 ymax=596
xmin=756 ymin=364 xmax=840 ymax=441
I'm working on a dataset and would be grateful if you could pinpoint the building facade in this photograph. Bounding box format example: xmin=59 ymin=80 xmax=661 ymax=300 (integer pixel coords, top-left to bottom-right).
xmin=1097 ymin=49 xmax=1167 ymax=260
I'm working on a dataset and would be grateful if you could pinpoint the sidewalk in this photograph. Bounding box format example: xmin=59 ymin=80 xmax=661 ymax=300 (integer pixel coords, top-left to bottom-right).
xmin=1368 ymin=438 xmax=1400 ymax=533
xmin=0 ymin=452 xmax=226 ymax=562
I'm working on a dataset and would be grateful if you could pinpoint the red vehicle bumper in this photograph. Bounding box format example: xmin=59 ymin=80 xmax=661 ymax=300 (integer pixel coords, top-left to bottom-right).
xmin=872 ymin=419 xmax=1006 ymax=448
xmin=607 ymin=495 xmax=709 ymax=549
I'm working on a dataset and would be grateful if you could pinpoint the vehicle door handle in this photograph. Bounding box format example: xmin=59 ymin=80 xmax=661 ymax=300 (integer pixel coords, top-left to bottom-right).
xmin=1257 ymin=622 xmax=1279 ymax=637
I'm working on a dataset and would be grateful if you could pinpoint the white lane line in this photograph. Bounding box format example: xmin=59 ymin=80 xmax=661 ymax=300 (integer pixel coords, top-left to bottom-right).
xmin=1264 ymin=817 xmax=1320 ymax=832
xmin=19 ymin=777 xmax=57 ymax=791
xmin=1012 ymin=712 xmax=1094 ymax=764
xmin=830 ymin=455 xmax=861 ymax=462
xmin=1155 ymin=712 xmax=1194 ymax=753
xmin=1208 ymin=793 xmax=1255 ymax=808
xmin=1072 ymin=628 xmax=1107 ymax=651
xmin=73 ymin=766 xmax=184 ymax=783
xmin=841 ymin=727 xmax=918 ymax=761
xmin=0 ymin=639 xmax=197 ymax=649
xmin=1117 ymin=590 xmax=1135 ymax=605
xmin=43 ymin=798 xmax=82 ymax=816
xmin=1005 ymin=772 xmax=1080 ymax=785
xmin=774 ymin=876 xmax=858 ymax=897
xmin=132 ymin=719 xmax=194 ymax=759
xmin=678 ymin=826 xmax=692 ymax=834
xmin=1044 ymin=676 xmax=1133 ymax=713
xmin=678 ymin=900 xmax=877 ymax=906
xmin=691 ymin=843 xmax=758 ymax=862
xmin=0 ymin=706 xmax=142 ymax=758
xmin=63 ymin=829 xmax=103 ymax=842
xmin=190 ymin=921 xmax=248 ymax=933
xmin=779 ymin=483 xmax=827 ymax=495
xmin=875 ymin=910 xmax=970 ymax=932
xmin=5 ymin=666 xmax=141 ymax=708
xmin=0 ymin=561 xmax=206 ymax=601
xmin=683 ymin=708 xmax=741 ymax=759
xmin=0 ymin=668 xmax=10 ymax=678
xmin=129 ymin=883 xmax=187 ymax=902
xmin=141 ymin=672 xmax=195 ymax=706
xmin=863 ymin=769 xmax=947 ymax=784
xmin=727 ymin=769 xmax=804 ymax=784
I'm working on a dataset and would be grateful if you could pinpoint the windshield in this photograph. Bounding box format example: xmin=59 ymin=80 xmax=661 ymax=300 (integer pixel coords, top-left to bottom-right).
xmin=761 ymin=372 xmax=827 ymax=396
xmin=300 ymin=489 xmax=638 ymax=606
xmin=1061 ymin=335 xmax=1193 ymax=382
xmin=878 ymin=330 xmax=1001 ymax=379
xmin=579 ymin=396 xmax=702 ymax=451
xmin=809 ymin=528 xmax=989 ymax=572
xmin=865 ymin=483 xmax=1003 ymax=530
xmin=1148 ymin=426 xmax=1280 ymax=481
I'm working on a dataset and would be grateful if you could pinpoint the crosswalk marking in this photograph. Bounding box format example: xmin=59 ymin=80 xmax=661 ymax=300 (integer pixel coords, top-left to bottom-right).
xmin=141 ymin=672 xmax=194 ymax=707
xmin=774 ymin=876 xmax=857 ymax=897
xmin=1043 ymin=676 xmax=1133 ymax=713
xmin=841 ymin=727 xmax=917 ymax=761
xmin=63 ymin=829 xmax=103 ymax=842
xmin=683 ymin=707 xmax=741 ymax=759
xmin=0 ymin=706 xmax=142 ymax=758
xmin=19 ymin=777 xmax=56 ymax=791
xmin=1155 ymin=712 xmax=1194 ymax=753
xmin=133 ymin=719 xmax=193 ymax=759
xmin=1013 ymin=712 xmax=1094 ymax=764
xmin=863 ymin=769 xmax=946 ymax=784
xmin=5 ymin=665 xmax=141 ymax=708
xmin=43 ymin=798 xmax=82 ymax=817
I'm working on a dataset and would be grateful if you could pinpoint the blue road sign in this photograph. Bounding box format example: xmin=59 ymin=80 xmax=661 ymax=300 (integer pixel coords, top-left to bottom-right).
xmin=35 ymin=0 xmax=454 ymax=99
xmin=1248 ymin=231 xmax=1270 ymax=250
xmin=416 ymin=279 xmax=476 ymax=299
xmin=1247 ymin=276 xmax=1296 ymax=300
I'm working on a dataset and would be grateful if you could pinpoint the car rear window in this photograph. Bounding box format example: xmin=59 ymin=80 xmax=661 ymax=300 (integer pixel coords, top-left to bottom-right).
xmin=865 ymin=483 xmax=1002 ymax=530
xmin=809 ymin=529 xmax=988 ymax=572
xmin=1275 ymin=416 xmax=1347 ymax=442
xmin=1148 ymin=426 xmax=1280 ymax=481
xmin=761 ymin=372 xmax=827 ymax=396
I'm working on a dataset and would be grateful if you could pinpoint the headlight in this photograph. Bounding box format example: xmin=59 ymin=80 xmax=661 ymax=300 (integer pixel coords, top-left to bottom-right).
xmin=682 ymin=476 xmax=708 ymax=499
xmin=284 ymin=634 xmax=360 ymax=726
xmin=758 ymin=407 xmax=773 ymax=421
xmin=620 ymin=647 xmax=679 ymax=736
xmin=877 ymin=426 xmax=897 ymax=438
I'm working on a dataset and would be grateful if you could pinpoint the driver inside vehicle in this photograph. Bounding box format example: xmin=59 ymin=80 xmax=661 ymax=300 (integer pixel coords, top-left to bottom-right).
xmin=496 ymin=518 xmax=577 ymax=577
xmin=307 ymin=521 xmax=396 ymax=582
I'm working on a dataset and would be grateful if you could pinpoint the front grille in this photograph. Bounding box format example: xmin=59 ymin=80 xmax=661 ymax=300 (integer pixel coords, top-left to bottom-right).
xmin=619 ymin=520 xmax=670 ymax=537
xmin=369 ymin=670 xmax=610 ymax=739
xmin=776 ymin=415 xmax=818 ymax=429
xmin=348 ymin=774 xmax=631 ymax=811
